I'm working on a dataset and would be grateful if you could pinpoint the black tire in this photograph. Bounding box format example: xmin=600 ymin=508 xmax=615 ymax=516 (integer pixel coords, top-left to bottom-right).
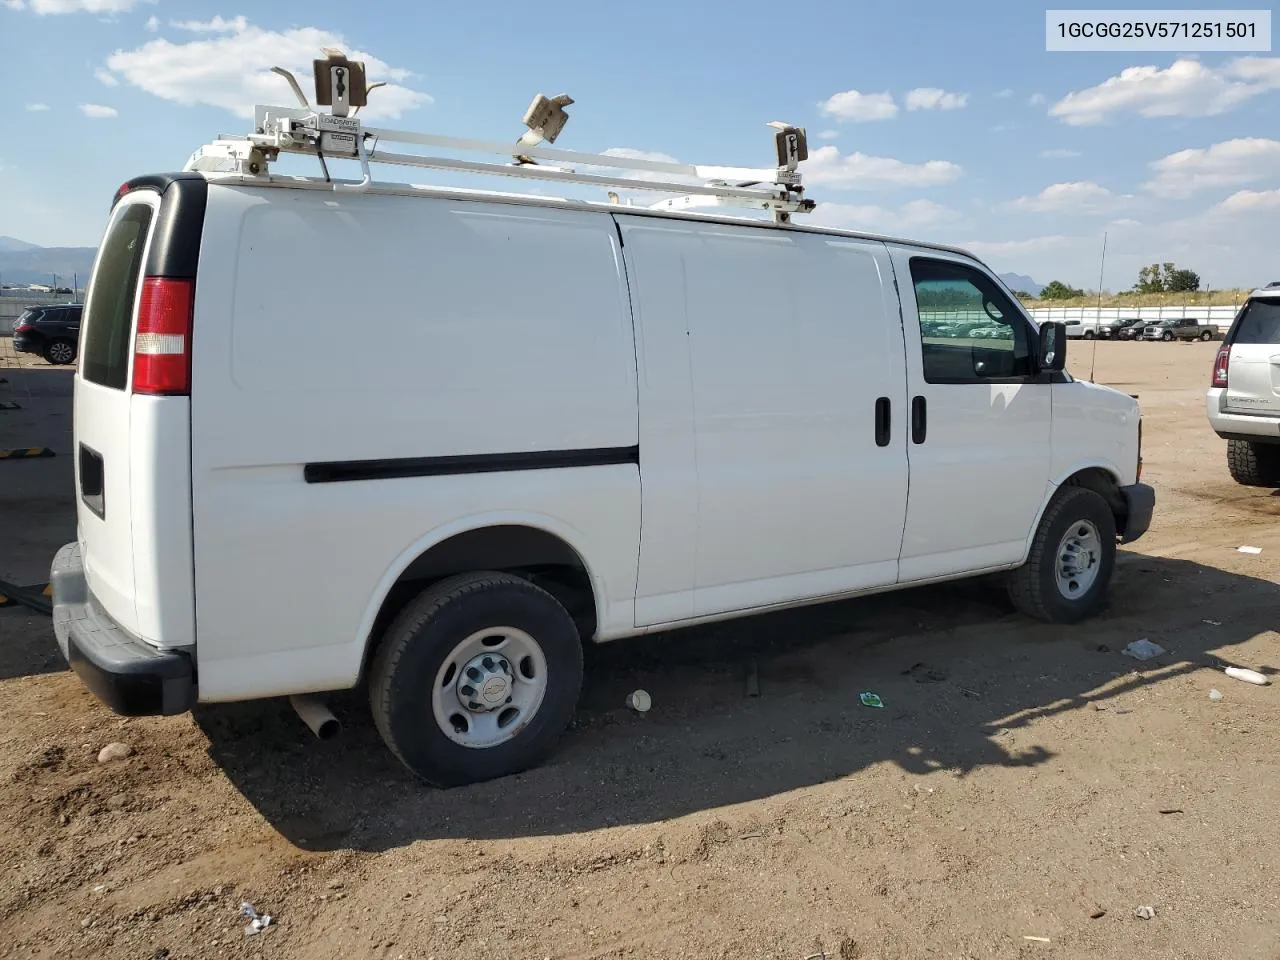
xmin=1083 ymin=330 xmax=1095 ymax=340
xmin=369 ymin=572 xmax=583 ymax=787
xmin=1200 ymin=330 xmax=1213 ymax=342
xmin=1161 ymin=331 xmax=1174 ymax=341
xmin=1007 ymin=486 xmax=1117 ymax=624
xmin=1226 ymin=439 xmax=1280 ymax=487
xmin=42 ymin=338 xmax=76 ymax=365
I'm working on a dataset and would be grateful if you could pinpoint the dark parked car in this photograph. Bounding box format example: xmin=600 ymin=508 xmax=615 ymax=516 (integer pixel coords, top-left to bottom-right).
xmin=1105 ymin=317 xmax=1147 ymax=340
xmin=11 ymin=304 xmax=83 ymax=365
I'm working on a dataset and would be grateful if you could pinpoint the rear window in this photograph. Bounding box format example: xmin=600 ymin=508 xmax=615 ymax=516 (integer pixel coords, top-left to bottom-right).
xmin=81 ymin=203 xmax=154 ymax=389
xmin=1233 ymin=299 xmax=1280 ymax=345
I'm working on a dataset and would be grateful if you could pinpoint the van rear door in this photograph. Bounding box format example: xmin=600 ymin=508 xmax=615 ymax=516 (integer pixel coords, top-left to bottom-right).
xmin=74 ymin=182 xmax=199 ymax=648
xmin=1225 ymin=295 xmax=1280 ymax=416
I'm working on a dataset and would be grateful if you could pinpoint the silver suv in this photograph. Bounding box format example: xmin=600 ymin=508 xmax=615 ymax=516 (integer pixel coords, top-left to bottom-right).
xmin=1206 ymin=284 xmax=1280 ymax=486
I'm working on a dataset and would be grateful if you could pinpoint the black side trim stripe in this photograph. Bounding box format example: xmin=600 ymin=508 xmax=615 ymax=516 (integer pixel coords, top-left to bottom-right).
xmin=304 ymin=445 xmax=640 ymax=484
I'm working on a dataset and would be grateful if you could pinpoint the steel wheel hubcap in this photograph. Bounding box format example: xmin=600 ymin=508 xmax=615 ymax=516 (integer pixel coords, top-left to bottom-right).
xmin=1055 ymin=520 xmax=1102 ymax=599
xmin=431 ymin=627 xmax=548 ymax=749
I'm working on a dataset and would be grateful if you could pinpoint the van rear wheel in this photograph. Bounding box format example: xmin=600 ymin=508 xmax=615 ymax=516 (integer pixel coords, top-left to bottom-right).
xmin=369 ymin=572 xmax=583 ymax=787
xmin=1007 ymin=486 xmax=1116 ymax=624
xmin=1226 ymin=439 xmax=1280 ymax=487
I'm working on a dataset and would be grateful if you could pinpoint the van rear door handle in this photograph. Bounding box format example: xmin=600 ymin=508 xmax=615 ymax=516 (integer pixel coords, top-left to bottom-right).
xmin=874 ymin=397 xmax=891 ymax=447
xmin=911 ymin=396 xmax=927 ymax=444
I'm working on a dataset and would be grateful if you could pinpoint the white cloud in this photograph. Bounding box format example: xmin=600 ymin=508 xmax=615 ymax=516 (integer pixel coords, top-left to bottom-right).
xmin=143 ymin=13 xmax=157 ymax=30
xmin=94 ymin=67 xmax=118 ymax=87
xmin=964 ymin=235 xmax=1076 ymax=259
xmin=170 ymin=14 xmax=246 ymax=32
xmin=810 ymin=198 xmax=959 ymax=233
xmin=817 ymin=129 xmax=839 ymax=140
xmin=818 ymin=89 xmax=898 ymax=122
xmin=26 ymin=103 xmax=50 ymax=111
xmin=1028 ymin=92 xmax=1047 ymax=106
xmin=1010 ymin=181 xmax=1124 ymax=214
xmin=105 ymin=20 xmax=431 ymax=121
xmin=594 ymin=147 xmax=692 ymax=182
xmin=1039 ymin=148 xmax=1082 ymax=159
xmin=1208 ymin=188 xmax=1280 ymax=216
xmin=1144 ymin=138 xmax=1280 ymax=198
xmin=574 ymin=147 xmax=698 ymax=204
xmin=905 ymin=87 xmax=969 ymax=111
xmin=79 ymin=103 xmax=118 ymax=118
xmin=13 ymin=0 xmax=151 ymax=12
xmin=801 ymin=145 xmax=962 ymax=189
xmin=995 ymin=88 xmax=1014 ymax=99
xmin=1050 ymin=57 xmax=1280 ymax=125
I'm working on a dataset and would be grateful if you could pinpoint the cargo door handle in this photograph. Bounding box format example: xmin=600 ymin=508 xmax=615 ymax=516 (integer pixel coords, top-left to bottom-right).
xmin=874 ymin=397 xmax=891 ymax=447
xmin=911 ymin=396 xmax=927 ymax=445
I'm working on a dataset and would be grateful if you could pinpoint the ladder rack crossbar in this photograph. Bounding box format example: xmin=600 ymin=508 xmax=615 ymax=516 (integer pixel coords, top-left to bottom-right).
xmin=186 ymin=104 xmax=815 ymax=218
xmin=362 ymin=148 xmax=789 ymax=203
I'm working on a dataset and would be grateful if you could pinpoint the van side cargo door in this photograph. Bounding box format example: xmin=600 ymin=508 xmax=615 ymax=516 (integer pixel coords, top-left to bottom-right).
xmin=617 ymin=217 xmax=909 ymax=623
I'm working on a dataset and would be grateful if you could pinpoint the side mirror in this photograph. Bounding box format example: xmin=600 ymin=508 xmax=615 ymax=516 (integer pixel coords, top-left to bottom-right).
xmin=1038 ymin=321 xmax=1067 ymax=372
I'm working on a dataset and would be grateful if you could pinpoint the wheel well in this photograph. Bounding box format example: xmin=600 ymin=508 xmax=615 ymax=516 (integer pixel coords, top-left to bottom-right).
xmin=1063 ymin=468 xmax=1125 ymax=524
xmin=362 ymin=525 xmax=597 ymax=680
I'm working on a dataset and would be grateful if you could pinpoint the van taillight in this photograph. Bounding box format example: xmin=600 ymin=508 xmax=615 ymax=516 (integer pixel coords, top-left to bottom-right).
xmin=132 ymin=277 xmax=193 ymax=396
xmin=1211 ymin=344 xmax=1230 ymax=388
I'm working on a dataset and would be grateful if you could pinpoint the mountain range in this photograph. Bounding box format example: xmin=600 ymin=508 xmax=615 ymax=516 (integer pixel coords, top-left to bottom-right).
xmin=0 ymin=237 xmax=97 ymax=289
xmin=997 ymin=273 xmax=1043 ymax=297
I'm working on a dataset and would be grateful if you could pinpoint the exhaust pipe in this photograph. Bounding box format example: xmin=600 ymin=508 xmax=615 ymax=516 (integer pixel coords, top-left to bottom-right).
xmin=290 ymin=695 xmax=341 ymax=740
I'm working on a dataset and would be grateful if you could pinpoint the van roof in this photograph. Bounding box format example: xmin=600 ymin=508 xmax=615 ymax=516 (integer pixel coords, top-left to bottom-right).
xmin=193 ymin=169 xmax=990 ymax=267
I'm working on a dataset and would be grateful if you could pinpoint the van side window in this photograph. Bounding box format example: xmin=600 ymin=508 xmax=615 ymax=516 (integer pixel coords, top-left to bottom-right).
xmin=909 ymin=258 xmax=1033 ymax=383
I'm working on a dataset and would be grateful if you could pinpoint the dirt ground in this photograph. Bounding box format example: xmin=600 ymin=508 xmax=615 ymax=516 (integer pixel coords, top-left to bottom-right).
xmin=2 ymin=336 xmax=1277 ymax=960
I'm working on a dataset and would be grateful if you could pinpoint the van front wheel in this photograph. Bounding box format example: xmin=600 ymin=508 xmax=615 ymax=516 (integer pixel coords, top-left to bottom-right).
xmin=369 ymin=572 xmax=583 ymax=788
xmin=1007 ymin=486 xmax=1117 ymax=624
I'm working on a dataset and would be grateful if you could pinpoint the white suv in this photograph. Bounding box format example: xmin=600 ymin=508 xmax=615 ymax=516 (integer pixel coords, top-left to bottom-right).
xmin=1207 ymin=284 xmax=1280 ymax=486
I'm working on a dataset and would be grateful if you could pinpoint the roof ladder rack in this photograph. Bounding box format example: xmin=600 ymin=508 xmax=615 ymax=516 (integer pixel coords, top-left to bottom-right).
xmin=184 ymin=52 xmax=816 ymax=223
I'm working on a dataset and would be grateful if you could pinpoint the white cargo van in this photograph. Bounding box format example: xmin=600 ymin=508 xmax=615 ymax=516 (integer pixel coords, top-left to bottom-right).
xmin=1207 ymin=283 xmax=1280 ymax=485
xmin=52 ymin=80 xmax=1153 ymax=787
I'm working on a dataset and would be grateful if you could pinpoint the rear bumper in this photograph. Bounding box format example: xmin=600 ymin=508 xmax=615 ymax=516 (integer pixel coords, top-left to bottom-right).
xmin=1206 ymin=390 xmax=1280 ymax=440
xmin=11 ymin=334 xmax=40 ymax=354
xmin=1119 ymin=483 xmax=1155 ymax=544
xmin=51 ymin=541 xmax=195 ymax=716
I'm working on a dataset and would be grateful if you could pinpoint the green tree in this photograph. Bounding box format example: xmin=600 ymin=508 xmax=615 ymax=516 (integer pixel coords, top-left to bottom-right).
xmin=1012 ymin=290 xmax=1033 ymax=299
xmin=1135 ymin=263 xmax=1165 ymax=293
xmin=1135 ymin=262 xmax=1200 ymax=293
xmin=1039 ymin=280 xmax=1084 ymax=300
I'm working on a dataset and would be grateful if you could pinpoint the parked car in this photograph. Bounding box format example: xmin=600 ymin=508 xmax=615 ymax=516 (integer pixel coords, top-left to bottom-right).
xmin=1101 ymin=317 xmax=1146 ymax=340
xmin=51 ymin=160 xmax=1152 ymax=789
xmin=11 ymin=303 xmax=83 ymax=364
xmin=1143 ymin=319 xmax=1220 ymax=342
xmin=1206 ymin=283 xmax=1280 ymax=486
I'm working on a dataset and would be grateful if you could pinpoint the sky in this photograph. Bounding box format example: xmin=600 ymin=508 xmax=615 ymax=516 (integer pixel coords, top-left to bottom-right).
xmin=1 ymin=0 xmax=1278 ymax=290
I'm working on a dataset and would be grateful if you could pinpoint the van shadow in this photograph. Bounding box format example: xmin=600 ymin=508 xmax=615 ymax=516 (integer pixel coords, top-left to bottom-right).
xmin=195 ymin=554 xmax=1278 ymax=852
